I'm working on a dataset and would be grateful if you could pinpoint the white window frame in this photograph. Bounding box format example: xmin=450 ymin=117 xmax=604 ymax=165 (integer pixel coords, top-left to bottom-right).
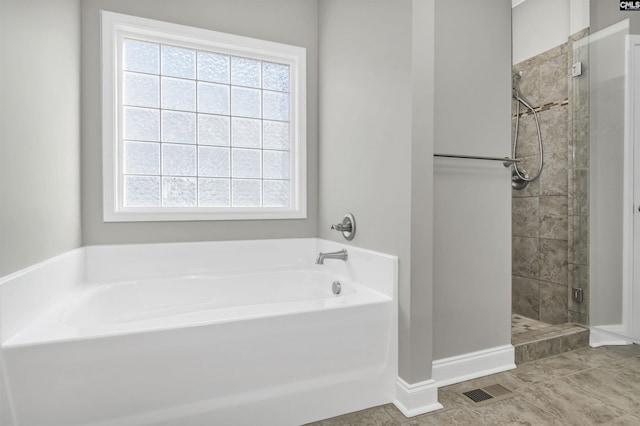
xmin=101 ymin=10 xmax=307 ymax=222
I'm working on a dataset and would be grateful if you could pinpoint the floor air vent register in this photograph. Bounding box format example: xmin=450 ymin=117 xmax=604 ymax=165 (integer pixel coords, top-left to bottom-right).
xmin=462 ymin=384 xmax=514 ymax=406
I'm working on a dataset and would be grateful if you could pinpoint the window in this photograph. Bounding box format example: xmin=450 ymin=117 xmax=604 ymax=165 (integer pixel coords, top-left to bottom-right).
xmin=101 ymin=11 xmax=306 ymax=221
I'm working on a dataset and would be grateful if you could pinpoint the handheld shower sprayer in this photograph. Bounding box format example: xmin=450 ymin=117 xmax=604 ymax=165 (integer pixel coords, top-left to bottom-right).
xmin=512 ymin=71 xmax=544 ymax=190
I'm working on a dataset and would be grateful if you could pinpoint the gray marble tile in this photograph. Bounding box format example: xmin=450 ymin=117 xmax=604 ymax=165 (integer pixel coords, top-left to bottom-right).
xmin=514 ymin=323 xmax=581 ymax=343
xmin=539 ymin=281 xmax=568 ymax=324
xmin=513 ymin=236 xmax=539 ymax=279
xmin=513 ymin=113 xmax=543 ymax=158
xmin=568 ymin=263 xmax=589 ymax=314
xmin=568 ymin=168 xmax=588 ymax=216
xmin=525 ymin=379 xmax=627 ymax=425
xmin=539 ymin=196 xmax=568 ymax=240
xmin=512 ymin=197 xmax=539 ymax=238
xmin=512 ymin=155 xmax=541 ymax=198
xmin=510 ymin=353 xmax=590 ymax=385
xmin=469 ymin=394 xmax=565 ymax=425
xmin=512 ymin=275 xmax=539 ymax=319
xmin=403 ymin=407 xmax=476 ymax=425
xmin=539 ymin=239 xmax=568 ymax=285
xmin=436 ymin=389 xmax=467 ymax=412
xmin=561 ymin=366 xmax=640 ymax=413
xmin=383 ymin=404 xmax=408 ymax=424
xmin=538 ymin=54 xmax=569 ymax=106
xmin=568 ymin=215 xmax=589 ymax=265
xmin=539 ymin=106 xmax=568 ymax=154
xmin=540 ymin=150 xmax=568 ymax=196
xmin=568 ymin=310 xmax=589 ymax=324
xmin=515 ymin=337 xmax=561 ymax=364
xmin=606 ymin=413 xmax=640 ymax=426
xmin=564 ymin=346 xmax=638 ymax=368
xmin=570 ymin=123 xmax=590 ymax=169
xmin=513 ymin=65 xmax=540 ymax=109
xmin=607 ymin=343 xmax=640 ymax=358
xmin=558 ymin=329 xmax=589 ymax=353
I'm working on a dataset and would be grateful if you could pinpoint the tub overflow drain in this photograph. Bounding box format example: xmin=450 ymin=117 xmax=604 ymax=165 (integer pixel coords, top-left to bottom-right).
xmin=332 ymin=281 xmax=342 ymax=295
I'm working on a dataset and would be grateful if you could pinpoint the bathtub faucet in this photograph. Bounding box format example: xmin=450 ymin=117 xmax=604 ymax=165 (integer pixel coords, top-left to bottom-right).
xmin=315 ymin=249 xmax=348 ymax=265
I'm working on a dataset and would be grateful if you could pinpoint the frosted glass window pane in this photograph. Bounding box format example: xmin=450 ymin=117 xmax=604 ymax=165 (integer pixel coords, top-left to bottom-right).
xmin=263 ymin=180 xmax=290 ymax=207
xmin=123 ymin=72 xmax=159 ymax=108
xmin=262 ymin=63 xmax=289 ymax=92
xmin=231 ymin=57 xmax=261 ymax=88
xmin=263 ymin=150 xmax=290 ymax=179
xmin=198 ymin=82 xmax=230 ymax=115
xmin=161 ymin=45 xmax=196 ymax=79
xmin=198 ymin=51 xmax=229 ymax=83
xmin=263 ymin=121 xmax=289 ymax=150
xmin=231 ymin=118 xmax=261 ymax=148
xmin=124 ymin=176 xmax=160 ymax=207
xmin=232 ymin=179 xmax=261 ymax=207
xmin=198 ymin=146 xmax=230 ymax=177
xmin=231 ymin=87 xmax=261 ymax=118
xmin=198 ymin=114 xmax=230 ymax=146
xmin=232 ymin=149 xmax=261 ymax=178
xmin=198 ymin=178 xmax=230 ymax=207
xmin=263 ymin=91 xmax=289 ymax=121
xmin=124 ymin=141 xmax=160 ymax=175
xmin=123 ymin=39 xmax=159 ymax=74
xmin=123 ymin=107 xmax=160 ymax=141
xmin=162 ymin=144 xmax=196 ymax=176
xmin=161 ymin=111 xmax=196 ymax=144
xmin=161 ymin=77 xmax=196 ymax=111
xmin=162 ymin=177 xmax=196 ymax=206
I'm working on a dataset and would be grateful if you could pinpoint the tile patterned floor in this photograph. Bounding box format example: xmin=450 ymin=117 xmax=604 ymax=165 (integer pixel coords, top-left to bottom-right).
xmin=307 ymin=344 xmax=640 ymax=425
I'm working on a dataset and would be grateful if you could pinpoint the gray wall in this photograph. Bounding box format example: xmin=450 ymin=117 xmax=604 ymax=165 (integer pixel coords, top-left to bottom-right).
xmin=318 ymin=0 xmax=512 ymax=377
xmin=318 ymin=0 xmax=428 ymax=382
xmin=0 ymin=0 xmax=82 ymax=277
xmin=81 ymin=0 xmax=318 ymax=245
xmin=512 ymin=0 xmax=570 ymax=64
xmin=0 ymin=1 xmax=81 ymax=422
xmin=433 ymin=0 xmax=512 ymax=360
xmin=409 ymin=0 xmax=436 ymax=383
xmin=591 ymin=0 xmax=640 ymax=33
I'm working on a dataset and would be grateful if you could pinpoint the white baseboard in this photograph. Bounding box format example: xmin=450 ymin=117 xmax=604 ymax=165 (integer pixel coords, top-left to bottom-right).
xmin=394 ymin=345 xmax=515 ymax=418
xmin=393 ymin=378 xmax=442 ymax=418
xmin=432 ymin=344 xmax=516 ymax=388
xmin=590 ymin=325 xmax=636 ymax=347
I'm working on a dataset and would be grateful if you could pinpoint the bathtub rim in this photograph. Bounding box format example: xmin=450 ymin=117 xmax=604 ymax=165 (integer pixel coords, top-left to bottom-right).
xmin=1 ymin=238 xmax=398 ymax=348
xmin=5 ymin=279 xmax=391 ymax=349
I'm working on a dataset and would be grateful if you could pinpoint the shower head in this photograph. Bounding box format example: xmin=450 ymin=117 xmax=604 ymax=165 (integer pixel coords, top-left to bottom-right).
xmin=512 ymin=71 xmax=524 ymax=98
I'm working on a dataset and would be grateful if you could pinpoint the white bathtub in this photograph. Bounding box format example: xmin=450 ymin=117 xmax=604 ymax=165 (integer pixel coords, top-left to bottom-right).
xmin=0 ymin=238 xmax=397 ymax=426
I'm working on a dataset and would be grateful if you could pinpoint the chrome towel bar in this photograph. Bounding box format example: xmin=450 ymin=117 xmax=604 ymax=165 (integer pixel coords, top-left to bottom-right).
xmin=434 ymin=153 xmax=520 ymax=167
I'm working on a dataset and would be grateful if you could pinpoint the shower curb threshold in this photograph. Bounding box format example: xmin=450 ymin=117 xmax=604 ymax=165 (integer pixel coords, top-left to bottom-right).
xmin=513 ymin=325 xmax=589 ymax=364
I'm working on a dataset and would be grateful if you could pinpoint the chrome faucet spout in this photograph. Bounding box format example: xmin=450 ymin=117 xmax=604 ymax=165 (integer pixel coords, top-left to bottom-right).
xmin=316 ymin=249 xmax=348 ymax=265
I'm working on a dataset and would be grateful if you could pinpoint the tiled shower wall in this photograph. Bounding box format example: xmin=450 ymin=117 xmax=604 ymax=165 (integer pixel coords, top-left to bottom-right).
xmin=511 ymin=29 xmax=589 ymax=325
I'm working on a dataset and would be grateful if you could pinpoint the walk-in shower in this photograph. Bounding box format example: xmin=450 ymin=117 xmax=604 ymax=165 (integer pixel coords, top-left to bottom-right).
xmin=512 ymin=72 xmax=544 ymax=189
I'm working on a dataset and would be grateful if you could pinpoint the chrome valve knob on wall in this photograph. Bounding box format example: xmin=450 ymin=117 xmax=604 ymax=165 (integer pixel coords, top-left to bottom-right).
xmin=331 ymin=213 xmax=356 ymax=241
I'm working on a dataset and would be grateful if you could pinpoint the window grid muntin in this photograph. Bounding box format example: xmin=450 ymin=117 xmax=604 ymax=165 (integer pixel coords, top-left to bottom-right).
xmin=121 ymin=37 xmax=292 ymax=209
